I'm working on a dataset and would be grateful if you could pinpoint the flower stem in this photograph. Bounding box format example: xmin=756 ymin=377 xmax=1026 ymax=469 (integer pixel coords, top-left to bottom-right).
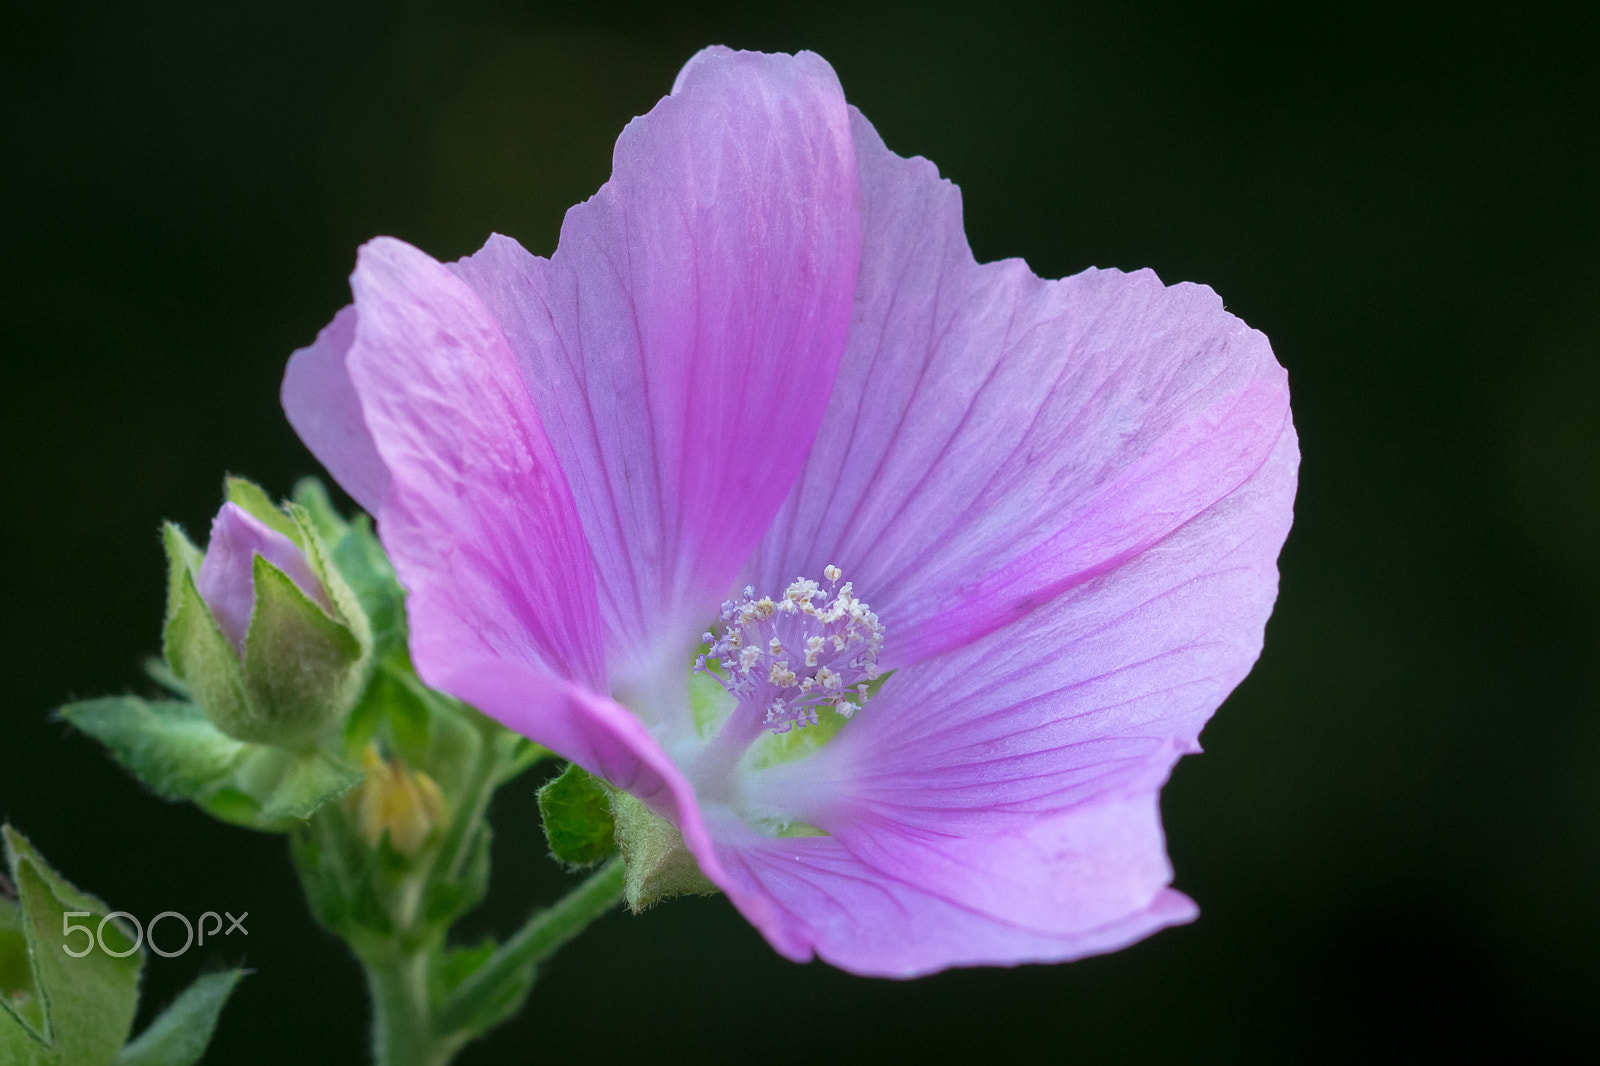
xmin=363 ymin=940 xmax=462 ymax=1066
xmin=431 ymin=857 xmax=625 ymax=1038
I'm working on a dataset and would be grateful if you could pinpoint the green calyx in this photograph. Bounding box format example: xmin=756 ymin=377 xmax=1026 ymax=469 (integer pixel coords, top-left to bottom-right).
xmin=608 ymin=791 xmax=717 ymax=911
xmin=161 ymin=477 xmax=373 ymax=751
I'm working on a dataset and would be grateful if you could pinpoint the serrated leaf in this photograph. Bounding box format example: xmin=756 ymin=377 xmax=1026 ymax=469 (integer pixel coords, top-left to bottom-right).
xmin=259 ymin=751 xmax=364 ymax=823
xmin=2 ymin=827 xmax=141 ymax=1066
xmin=57 ymin=698 xmax=248 ymax=801
xmin=163 ymin=568 xmax=251 ymax=741
xmin=223 ymin=476 xmax=300 ymax=544
xmin=114 ymin=968 xmax=245 ymax=1066
xmin=242 ymin=555 xmax=363 ymax=748
xmin=537 ymin=765 xmax=616 ymax=867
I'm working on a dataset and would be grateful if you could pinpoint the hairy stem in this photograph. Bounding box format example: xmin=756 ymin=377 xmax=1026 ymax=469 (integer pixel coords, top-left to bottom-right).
xmin=363 ymin=942 xmax=462 ymax=1066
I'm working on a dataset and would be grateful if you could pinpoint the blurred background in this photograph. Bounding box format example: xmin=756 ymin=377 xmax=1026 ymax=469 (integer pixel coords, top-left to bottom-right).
xmin=3 ymin=1 xmax=1598 ymax=1061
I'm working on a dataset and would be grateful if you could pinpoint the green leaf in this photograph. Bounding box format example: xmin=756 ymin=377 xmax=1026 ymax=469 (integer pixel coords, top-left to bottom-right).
xmin=57 ymin=698 xmax=248 ymax=801
xmin=259 ymin=751 xmax=364 ymax=823
xmin=328 ymin=514 xmax=407 ymax=659
xmin=536 ymin=765 xmax=616 ymax=867
xmin=372 ymin=668 xmax=432 ymax=766
xmin=0 ymin=894 xmax=43 ymax=1035
xmin=429 ymin=939 xmax=497 ymax=1002
xmin=430 ymin=945 xmax=533 ymax=1039
xmin=223 ymin=475 xmax=301 ymax=544
xmin=288 ymin=812 xmax=392 ymax=943
xmin=114 ymin=968 xmax=246 ymax=1066
xmin=422 ymin=823 xmax=490 ymax=929
xmin=162 ymin=567 xmax=251 ymax=742
xmin=192 ymin=789 xmax=267 ymax=832
xmin=242 ymin=555 xmax=363 ymax=748
xmin=1 ymin=826 xmax=141 ymax=1066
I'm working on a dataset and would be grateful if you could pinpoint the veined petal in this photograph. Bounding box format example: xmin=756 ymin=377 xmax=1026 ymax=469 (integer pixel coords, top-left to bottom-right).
xmin=727 ymin=421 xmax=1296 ymax=960
xmin=453 ymin=47 xmax=860 ymax=688
xmin=716 ymin=831 xmax=1197 ymax=977
xmin=753 ymin=110 xmax=1292 ymax=669
xmin=282 ymin=305 xmax=390 ymax=517
xmin=340 ymin=237 xmax=605 ymax=690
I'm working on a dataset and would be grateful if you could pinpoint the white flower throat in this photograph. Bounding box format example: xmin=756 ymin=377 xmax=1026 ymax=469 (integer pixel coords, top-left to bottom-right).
xmin=696 ymin=566 xmax=886 ymax=736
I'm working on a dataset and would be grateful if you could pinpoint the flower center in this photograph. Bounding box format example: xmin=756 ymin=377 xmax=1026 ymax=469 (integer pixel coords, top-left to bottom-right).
xmin=696 ymin=565 xmax=885 ymax=736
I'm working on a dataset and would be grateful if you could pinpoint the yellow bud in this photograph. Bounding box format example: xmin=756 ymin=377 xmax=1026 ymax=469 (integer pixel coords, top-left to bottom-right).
xmin=347 ymin=747 xmax=448 ymax=855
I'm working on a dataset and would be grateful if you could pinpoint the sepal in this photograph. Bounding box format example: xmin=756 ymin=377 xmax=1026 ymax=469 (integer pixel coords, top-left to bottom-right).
xmin=162 ymin=565 xmax=251 ymax=741
xmin=608 ymin=791 xmax=717 ymax=911
xmin=224 ymin=475 xmax=300 ymax=542
xmin=293 ymin=478 xmax=407 ymax=660
xmin=242 ymin=554 xmax=364 ymax=748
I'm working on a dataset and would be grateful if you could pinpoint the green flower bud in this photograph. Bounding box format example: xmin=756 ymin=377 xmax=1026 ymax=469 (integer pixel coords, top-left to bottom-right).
xmin=163 ymin=478 xmax=372 ymax=750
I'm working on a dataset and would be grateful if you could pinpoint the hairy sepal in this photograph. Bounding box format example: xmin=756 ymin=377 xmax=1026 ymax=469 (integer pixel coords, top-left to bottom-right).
xmin=608 ymin=791 xmax=716 ymax=911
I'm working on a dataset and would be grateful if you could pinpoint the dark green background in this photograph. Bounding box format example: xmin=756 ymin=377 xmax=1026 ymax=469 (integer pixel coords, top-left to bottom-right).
xmin=4 ymin=2 xmax=1598 ymax=1061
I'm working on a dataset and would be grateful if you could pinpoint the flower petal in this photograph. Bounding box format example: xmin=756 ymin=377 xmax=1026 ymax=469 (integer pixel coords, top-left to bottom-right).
xmin=281 ymin=305 xmax=390 ymax=516
xmin=338 ymin=237 xmax=606 ymax=690
xmin=452 ymin=47 xmax=860 ymax=683
xmin=730 ymin=418 xmax=1296 ymax=957
xmin=715 ymin=830 xmax=1197 ymax=977
xmin=197 ymin=502 xmax=329 ymax=652
xmin=753 ymin=110 xmax=1292 ymax=669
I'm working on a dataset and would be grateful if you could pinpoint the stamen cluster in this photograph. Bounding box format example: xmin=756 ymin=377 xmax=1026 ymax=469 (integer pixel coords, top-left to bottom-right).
xmin=697 ymin=566 xmax=885 ymax=735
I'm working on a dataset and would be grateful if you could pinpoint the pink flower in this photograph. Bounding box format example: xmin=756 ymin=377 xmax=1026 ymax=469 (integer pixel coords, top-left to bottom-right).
xmin=282 ymin=47 xmax=1296 ymax=976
